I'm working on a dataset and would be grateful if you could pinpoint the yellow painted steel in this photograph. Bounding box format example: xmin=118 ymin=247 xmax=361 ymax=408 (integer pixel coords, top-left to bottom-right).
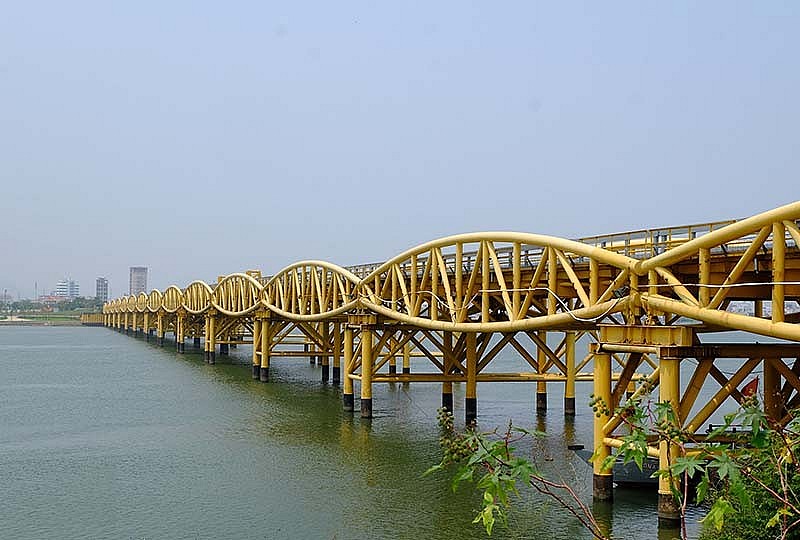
xmin=592 ymin=350 xmax=612 ymax=476
xmin=95 ymin=201 xmax=800 ymax=473
xmin=658 ymin=356 xmax=681 ymax=498
xmin=565 ymin=331 xmax=576 ymax=402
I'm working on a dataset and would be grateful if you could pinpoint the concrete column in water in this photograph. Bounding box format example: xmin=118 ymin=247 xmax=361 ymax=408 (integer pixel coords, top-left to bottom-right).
xmin=252 ymin=318 xmax=262 ymax=379
xmin=564 ymin=331 xmax=576 ymax=416
xmin=332 ymin=322 xmax=341 ymax=385
xmin=441 ymin=331 xmax=454 ymax=412
xmin=592 ymin=349 xmax=613 ymax=501
xmin=465 ymin=332 xmax=478 ymax=424
xmin=194 ymin=336 xmax=201 ymax=349
xmin=658 ymin=355 xmax=681 ymax=526
xmin=361 ymin=327 xmax=374 ymax=418
xmin=342 ymin=326 xmax=354 ymax=411
xmin=536 ymin=330 xmax=547 ymax=414
xmin=260 ymin=318 xmax=271 ymax=382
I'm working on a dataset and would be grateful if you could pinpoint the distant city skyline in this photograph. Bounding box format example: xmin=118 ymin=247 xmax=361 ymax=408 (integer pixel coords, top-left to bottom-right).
xmin=1 ymin=3 xmax=798 ymax=299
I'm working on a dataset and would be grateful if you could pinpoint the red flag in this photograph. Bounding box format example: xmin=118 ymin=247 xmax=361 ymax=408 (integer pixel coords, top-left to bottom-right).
xmin=742 ymin=376 xmax=759 ymax=397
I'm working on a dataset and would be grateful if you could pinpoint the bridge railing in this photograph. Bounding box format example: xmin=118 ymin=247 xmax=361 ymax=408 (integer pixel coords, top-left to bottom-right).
xmin=343 ymin=217 xmax=795 ymax=280
xmin=211 ymin=216 xmax=800 ymax=287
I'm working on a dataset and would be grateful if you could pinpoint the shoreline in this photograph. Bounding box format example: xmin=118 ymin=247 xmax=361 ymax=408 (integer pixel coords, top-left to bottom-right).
xmin=0 ymin=320 xmax=83 ymax=327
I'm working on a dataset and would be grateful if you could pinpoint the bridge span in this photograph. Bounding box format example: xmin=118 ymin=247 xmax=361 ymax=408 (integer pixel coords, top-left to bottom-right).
xmin=90 ymin=200 xmax=800 ymax=521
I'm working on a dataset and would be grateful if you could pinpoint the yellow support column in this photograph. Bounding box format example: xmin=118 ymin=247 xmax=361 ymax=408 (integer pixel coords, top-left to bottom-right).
xmin=764 ymin=357 xmax=781 ymax=421
xmin=592 ymin=348 xmax=613 ymax=501
xmin=343 ymin=326 xmax=354 ymax=411
xmin=176 ymin=313 xmax=185 ymax=353
xmin=132 ymin=312 xmax=138 ymax=337
xmin=252 ymin=317 xmax=262 ymax=379
xmin=332 ymin=322 xmax=342 ymax=386
xmin=259 ymin=318 xmax=271 ymax=382
xmin=564 ymin=331 xmax=576 ymax=416
xmin=157 ymin=314 xmax=164 ymax=346
xmin=773 ymin=222 xmax=786 ymax=323
xmin=321 ymin=323 xmax=330 ymax=383
xmin=388 ymin=336 xmax=397 ymax=375
xmin=466 ymin=332 xmax=478 ymax=424
xmin=360 ymin=326 xmax=374 ymax=419
xmin=658 ymin=355 xmax=681 ymax=526
xmin=207 ymin=314 xmax=217 ymax=365
xmin=536 ymin=330 xmax=547 ymax=414
xmin=143 ymin=313 xmax=150 ymax=341
xmin=442 ymin=331 xmax=454 ymax=412
xmin=402 ymin=341 xmax=411 ymax=374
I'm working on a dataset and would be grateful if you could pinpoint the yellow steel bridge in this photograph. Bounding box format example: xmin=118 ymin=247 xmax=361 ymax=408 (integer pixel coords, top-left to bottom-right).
xmin=93 ymin=200 xmax=800 ymax=519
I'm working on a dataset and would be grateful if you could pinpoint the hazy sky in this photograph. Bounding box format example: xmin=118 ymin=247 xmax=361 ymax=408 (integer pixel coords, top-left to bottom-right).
xmin=1 ymin=2 xmax=798 ymax=299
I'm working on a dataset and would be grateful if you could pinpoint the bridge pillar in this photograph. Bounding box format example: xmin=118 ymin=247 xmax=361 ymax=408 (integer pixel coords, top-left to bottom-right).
xmin=156 ymin=314 xmax=164 ymax=346
xmin=402 ymin=342 xmax=411 ymax=375
xmin=592 ymin=349 xmax=613 ymax=501
xmin=252 ymin=318 xmax=262 ymax=379
xmin=536 ymin=330 xmax=547 ymax=414
xmin=260 ymin=318 xmax=271 ymax=382
xmin=321 ymin=323 xmax=330 ymax=383
xmin=143 ymin=313 xmax=150 ymax=341
xmin=764 ymin=358 xmax=782 ymax=421
xmin=194 ymin=337 xmax=201 ymax=349
xmin=564 ymin=332 xmax=576 ymax=416
xmin=220 ymin=341 xmax=229 ymax=355
xmin=361 ymin=327 xmax=374 ymax=418
xmin=465 ymin=332 xmax=477 ymax=424
xmin=657 ymin=355 xmax=681 ymax=527
xmin=343 ymin=326 xmax=354 ymax=411
xmin=332 ymin=323 xmax=341 ymax=385
xmin=205 ymin=314 xmax=216 ymax=364
xmin=441 ymin=331 xmax=454 ymax=412
xmin=176 ymin=314 xmax=185 ymax=353
xmin=388 ymin=334 xmax=397 ymax=375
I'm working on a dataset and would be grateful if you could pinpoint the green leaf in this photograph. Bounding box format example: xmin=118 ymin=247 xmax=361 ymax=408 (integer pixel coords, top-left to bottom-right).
xmin=766 ymin=507 xmax=793 ymax=529
xmin=451 ymin=466 xmax=473 ymax=492
xmin=700 ymin=497 xmax=734 ymax=531
xmin=422 ymin=463 xmax=444 ymax=477
xmin=695 ymin=473 xmax=709 ymax=504
xmin=473 ymin=504 xmax=497 ymax=535
xmin=671 ymin=455 xmax=705 ymax=479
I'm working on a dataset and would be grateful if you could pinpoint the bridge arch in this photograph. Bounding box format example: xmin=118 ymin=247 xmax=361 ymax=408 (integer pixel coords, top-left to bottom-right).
xmin=183 ymin=281 xmax=213 ymax=314
xmin=162 ymin=286 xmax=183 ymax=313
xmin=636 ymin=201 xmax=800 ymax=341
xmin=147 ymin=290 xmax=163 ymax=312
xmin=262 ymin=261 xmax=360 ymax=321
xmin=357 ymin=232 xmax=638 ymax=332
xmin=212 ymin=273 xmax=264 ymax=316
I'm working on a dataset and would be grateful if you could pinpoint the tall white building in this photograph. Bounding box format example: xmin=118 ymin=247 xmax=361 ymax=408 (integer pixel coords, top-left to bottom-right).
xmin=129 ymin=267 xmax=148 ymax=295
xmin=55 ymin=278 xmax=80 ymax=299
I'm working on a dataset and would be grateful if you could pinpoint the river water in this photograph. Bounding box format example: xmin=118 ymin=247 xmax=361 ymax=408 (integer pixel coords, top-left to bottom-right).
xmin=0 ymin=327 xmax=712 ymax=539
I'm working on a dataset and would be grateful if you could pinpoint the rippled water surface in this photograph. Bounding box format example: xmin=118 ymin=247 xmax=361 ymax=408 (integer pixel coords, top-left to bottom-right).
xmin=0 ymin=327 xmax=704 ymax=539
